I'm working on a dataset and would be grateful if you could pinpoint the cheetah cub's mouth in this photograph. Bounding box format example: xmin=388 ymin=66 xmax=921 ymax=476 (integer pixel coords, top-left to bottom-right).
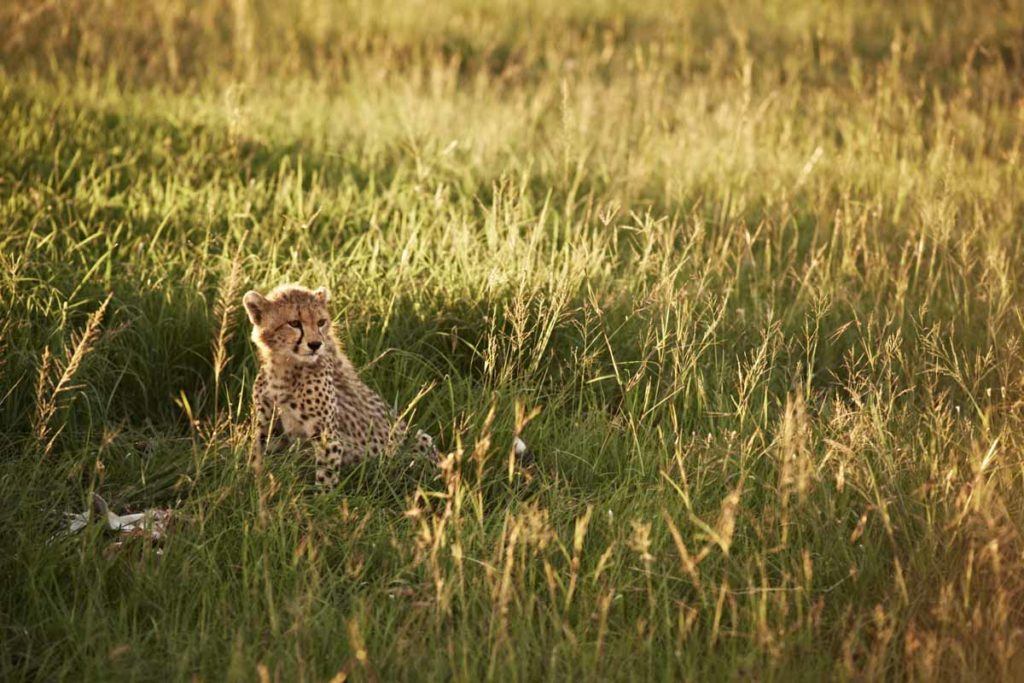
xmin=293 ymin=345 xmax=322 ymax=360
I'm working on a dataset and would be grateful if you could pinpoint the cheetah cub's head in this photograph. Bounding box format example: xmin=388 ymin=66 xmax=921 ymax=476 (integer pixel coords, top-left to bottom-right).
xmin=243 ymin=284 xmax=333 ymax=364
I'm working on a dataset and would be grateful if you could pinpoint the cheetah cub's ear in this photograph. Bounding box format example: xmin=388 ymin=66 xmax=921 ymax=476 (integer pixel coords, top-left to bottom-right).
xmin=243 ymin=290 xmax=269 ymax=325
xmin=313 ymin=286 xmax=330 ymax=304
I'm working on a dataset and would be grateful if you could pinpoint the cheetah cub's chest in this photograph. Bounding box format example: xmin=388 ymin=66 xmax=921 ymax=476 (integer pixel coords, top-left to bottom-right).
xmin=265 ymin=363 xmax=336 ymax=439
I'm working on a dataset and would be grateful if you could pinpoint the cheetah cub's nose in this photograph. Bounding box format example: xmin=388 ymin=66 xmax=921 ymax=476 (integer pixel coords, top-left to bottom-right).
xmin=307 ymin=341 xmax=322 ymax=352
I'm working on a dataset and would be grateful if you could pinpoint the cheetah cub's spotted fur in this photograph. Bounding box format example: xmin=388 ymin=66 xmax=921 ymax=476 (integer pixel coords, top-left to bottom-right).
xmin=244 ymin=284 xmax=438 ymax=489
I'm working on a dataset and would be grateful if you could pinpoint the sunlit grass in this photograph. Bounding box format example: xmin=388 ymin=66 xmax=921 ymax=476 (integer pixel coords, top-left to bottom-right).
xmin=2 ymin=0 xmax=1024 ymax=679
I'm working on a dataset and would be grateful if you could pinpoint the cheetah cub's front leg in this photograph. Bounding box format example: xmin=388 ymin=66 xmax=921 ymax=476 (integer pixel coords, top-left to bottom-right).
xmin=251 ymin=373 xmax=287 ymax=457
xmin=290 ymin=388 xmax=358 ymax=491
xmin=313 ymin=428 xmax=358 ymax=490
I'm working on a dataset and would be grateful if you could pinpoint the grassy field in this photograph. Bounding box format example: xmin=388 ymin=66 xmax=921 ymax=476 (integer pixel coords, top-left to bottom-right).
xmin=2 ymin=0 xmax=1024 ymax=679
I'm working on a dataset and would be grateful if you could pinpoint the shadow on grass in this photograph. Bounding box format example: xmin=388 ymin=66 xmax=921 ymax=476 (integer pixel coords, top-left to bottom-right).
xmin=3 ymin=81 xmax=1008 ymax=482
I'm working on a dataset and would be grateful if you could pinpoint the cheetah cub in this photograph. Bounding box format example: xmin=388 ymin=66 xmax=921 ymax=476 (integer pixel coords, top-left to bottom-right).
xmin=244 ymin=283 xmax=439 ymax=489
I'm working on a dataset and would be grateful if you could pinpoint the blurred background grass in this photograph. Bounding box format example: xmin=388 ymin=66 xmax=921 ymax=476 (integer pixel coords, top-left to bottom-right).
xmin=2 ymin=0 xmax=1024 ymax=680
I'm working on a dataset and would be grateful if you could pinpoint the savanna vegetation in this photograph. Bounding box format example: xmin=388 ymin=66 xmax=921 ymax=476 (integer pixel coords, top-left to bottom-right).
xmin=2 ymin=0 xmax=1024 ymax=679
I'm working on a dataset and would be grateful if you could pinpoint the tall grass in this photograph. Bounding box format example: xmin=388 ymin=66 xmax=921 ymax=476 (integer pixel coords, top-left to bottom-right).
xmin=1 ymin=0 xmax=1024 ymax=679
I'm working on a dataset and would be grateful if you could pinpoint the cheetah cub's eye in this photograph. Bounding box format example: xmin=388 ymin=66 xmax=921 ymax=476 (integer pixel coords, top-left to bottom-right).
xmin=317 ymin=319 xmax=327 ymax=327
xmin=288 ymin=320 xmax=302 ymax=328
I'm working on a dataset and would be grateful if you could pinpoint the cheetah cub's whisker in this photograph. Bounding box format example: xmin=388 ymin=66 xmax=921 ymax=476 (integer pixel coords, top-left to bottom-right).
xmin=244 ymin=283 xmax=439 ymax=490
